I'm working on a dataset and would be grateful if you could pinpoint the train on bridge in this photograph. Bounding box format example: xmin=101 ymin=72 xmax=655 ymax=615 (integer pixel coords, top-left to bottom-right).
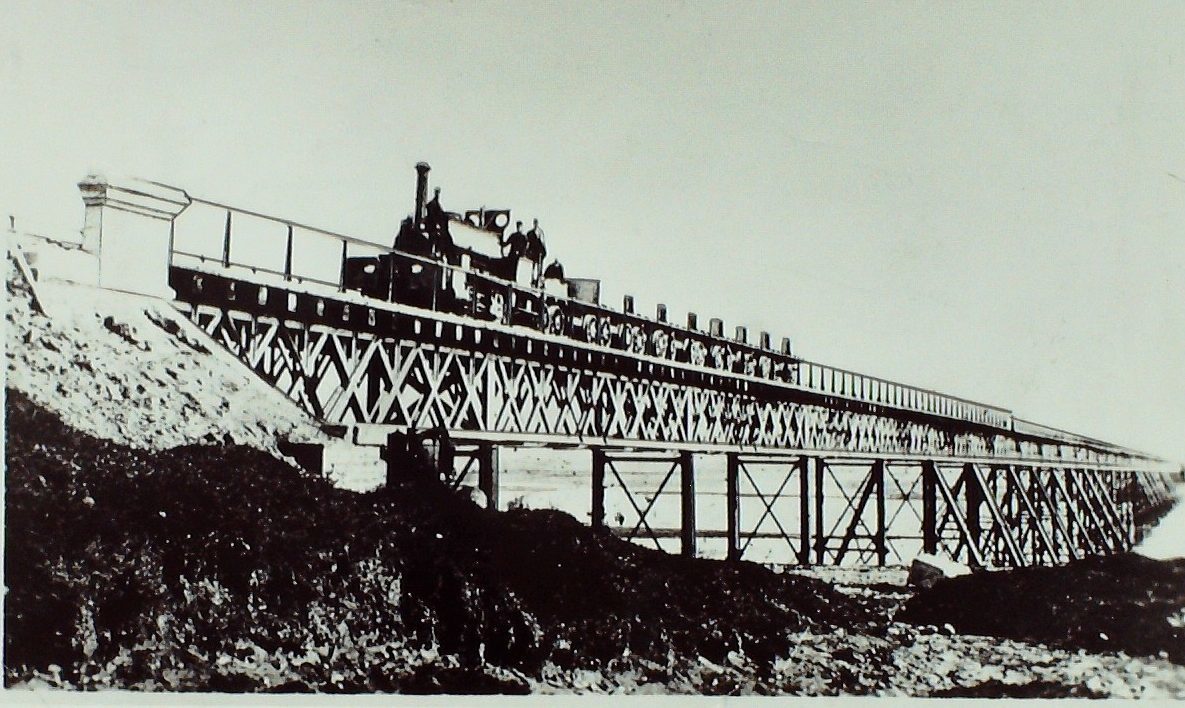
xmin=335 ymin=164 xmax=1128 ymax=457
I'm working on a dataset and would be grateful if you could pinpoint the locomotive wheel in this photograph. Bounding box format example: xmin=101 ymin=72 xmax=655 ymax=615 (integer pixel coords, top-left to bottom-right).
xmin=631 ymin=327 xmax=647 ymax=354
xmin=651 ymin=330 xmax=670 ymax=358
xmin=710 ymin=345 xmax=726 ymax=369
xmin=546 ymin=306 xmax=567 ymax=335
xmin=623 ymin=325 xmax=642 ymax=353
xmin=598 ymin=318 xmax=614 ymax=347
xmin=583 ymin=314 xmax=599 ymax=343
xmin=489 ymin=292 xmax=506 ymax=321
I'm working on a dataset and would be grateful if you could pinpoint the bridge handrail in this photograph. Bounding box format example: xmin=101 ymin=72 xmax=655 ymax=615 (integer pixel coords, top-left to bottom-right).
xmin=1011 ymin=417 xmax=1167 ymax=460
xmin=794 ymin=359 xmax=1013 ymax=427
xmin=165 ymin=188 xmax=1017 ymax=431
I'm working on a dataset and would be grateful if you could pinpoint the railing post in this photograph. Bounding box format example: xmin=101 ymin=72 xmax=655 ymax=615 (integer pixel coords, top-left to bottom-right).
xmin=284 ymin=224 xmax=294 ymax=281
xmin=222 ymin=210 xmax=232 ymax=268
xmin=591 ymin=448 xmax=606 ymax=529
xmin=726 ymin=452 xmax=740 ymax=561
xmin=680 ymin=451 xmax=696 ymax=558
xmin=338 ymin=239 xmax=348 ymax=292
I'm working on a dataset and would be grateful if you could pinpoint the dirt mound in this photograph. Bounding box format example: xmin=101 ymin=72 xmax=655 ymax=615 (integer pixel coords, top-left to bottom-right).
xmin=898 ymin=554 xmax=1185 ymax=664
xmin=4 ymin=389 xmax=868 ymax=692
xmin=5 ymin=245 xmax=325 ymax=454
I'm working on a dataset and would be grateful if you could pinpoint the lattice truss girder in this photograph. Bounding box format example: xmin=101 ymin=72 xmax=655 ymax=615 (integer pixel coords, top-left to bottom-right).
xmin=187 ymin=304 xmax=1173 ymax=568
xmin=189 ymin=304 xmax=1090 ymax=459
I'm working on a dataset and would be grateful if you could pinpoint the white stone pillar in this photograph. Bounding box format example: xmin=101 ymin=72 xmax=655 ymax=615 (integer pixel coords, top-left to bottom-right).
xmin=75 ymin=175 xmax=189 ymax=299
xmin=78 ymin=175 xmax=106 ymax=255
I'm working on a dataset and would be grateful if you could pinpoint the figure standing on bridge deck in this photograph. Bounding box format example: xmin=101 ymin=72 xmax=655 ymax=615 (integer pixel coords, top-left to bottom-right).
xmin=524 ymin=219 xmax=546 ymax=263
xmin=423 ymin=187 xmax=454 ymax=258
xmin=424 ymin=187 xmax=445 ymax=228
xmin=524 ymin=219 xmax=547 ymax=286
xmin=504 ymin=221 xmax=527 ymax=259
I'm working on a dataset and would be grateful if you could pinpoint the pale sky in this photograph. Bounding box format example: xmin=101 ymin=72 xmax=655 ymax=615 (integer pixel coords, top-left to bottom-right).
xmin=3 ymin=1 xmax=1184 ymax=460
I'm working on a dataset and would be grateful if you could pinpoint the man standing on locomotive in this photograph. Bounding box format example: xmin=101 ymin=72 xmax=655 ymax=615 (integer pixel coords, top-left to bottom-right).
xmin=423 ymin=187 xmax=454 ymax=259
xmin=504 ymin=220 xmax=527 ymax=259
xmin=524 ymin=218 xmax=547 ymax=286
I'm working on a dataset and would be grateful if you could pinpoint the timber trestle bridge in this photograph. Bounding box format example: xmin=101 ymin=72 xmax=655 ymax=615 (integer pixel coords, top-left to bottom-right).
xmin=69 ymin=169 xmax=1180 ymax=570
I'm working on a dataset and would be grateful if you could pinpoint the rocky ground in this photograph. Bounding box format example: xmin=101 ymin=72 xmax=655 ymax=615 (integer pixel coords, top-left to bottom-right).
xmin=6 ymin=388 xmax=1185 ymax=696
xmin=6 ymin=235 xmax=327 ymax=455
xmin=792 ymin=566 xmax=1185 ymax=698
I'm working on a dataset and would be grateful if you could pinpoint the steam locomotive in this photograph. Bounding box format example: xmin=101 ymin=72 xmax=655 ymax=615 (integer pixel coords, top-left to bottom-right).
xmin=341 ymin=163 xmax=798 ymax=383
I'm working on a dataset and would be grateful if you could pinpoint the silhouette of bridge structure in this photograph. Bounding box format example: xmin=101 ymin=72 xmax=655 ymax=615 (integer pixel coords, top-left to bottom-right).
xmin=65 ymin=172 xmax=1180 ymax=569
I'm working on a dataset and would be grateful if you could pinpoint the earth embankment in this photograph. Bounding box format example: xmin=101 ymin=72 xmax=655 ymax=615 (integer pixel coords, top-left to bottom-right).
xmin=4 ymin=388 xmax=873 ymax=693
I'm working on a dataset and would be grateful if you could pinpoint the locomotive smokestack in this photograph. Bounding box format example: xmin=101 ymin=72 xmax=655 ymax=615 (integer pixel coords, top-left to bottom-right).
xmin=414 ymin=162 xmax=431 ymax=224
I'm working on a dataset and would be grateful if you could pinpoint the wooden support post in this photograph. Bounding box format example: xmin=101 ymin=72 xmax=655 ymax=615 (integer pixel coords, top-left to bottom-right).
xmin=1041 ymin=468 xmax=1061 ymax=562
xmin=222 ymin=210 xmax=232 ymax=268
xmin=922 ymin=460 xmax=938 ymax=555
xmin=726 ymin=452 xmax=741 ymax=561
xmin=962 ymin=462 xmax=983 ymax=566
xmin=1005 ymin=466 xmax=1031 ymax=562
xmin=814 ymin=457 xmax=826 ymax=565
xmin=874 ymin=460 xmax=888 ymax=566
xmin=680 ymin=451 xmax=696 ymax=558
xmin=798 ymin=456 xmax=811 ymax=566
xmin=478 ymin=443 xmax=499 ymax=511
xmin=591 ymin=448 xmax=606 ymax=529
